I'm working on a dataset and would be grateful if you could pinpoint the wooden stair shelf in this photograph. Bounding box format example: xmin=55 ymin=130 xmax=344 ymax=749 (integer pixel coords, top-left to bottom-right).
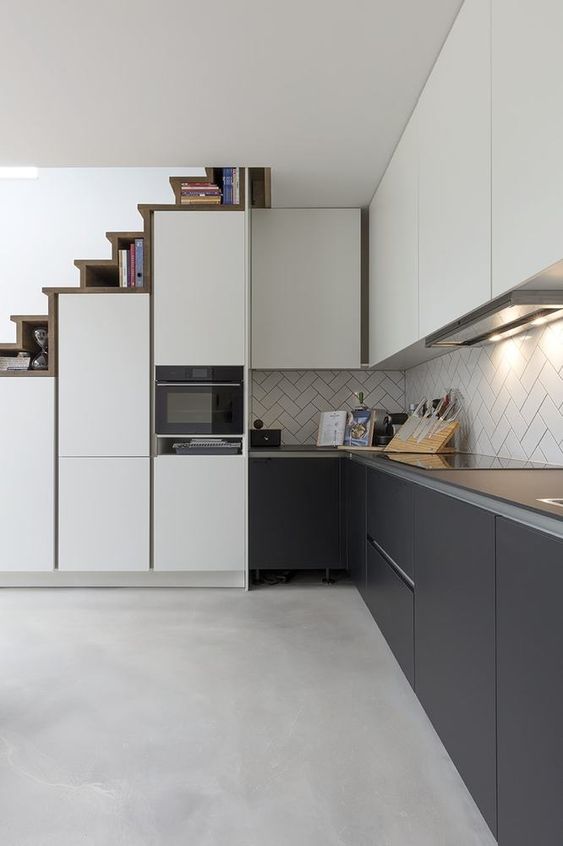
xmin=167 ymin=167 xmax=271 ymax=210
xmin=0 ymin=166 xmax=271 ymax=377
xmin=0 ymin=301 xmax=57 ymax=377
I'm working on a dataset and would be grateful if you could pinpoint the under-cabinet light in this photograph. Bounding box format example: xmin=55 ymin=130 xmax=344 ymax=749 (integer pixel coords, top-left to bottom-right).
xmin=0 ymin=166 xmax=38 ymax=179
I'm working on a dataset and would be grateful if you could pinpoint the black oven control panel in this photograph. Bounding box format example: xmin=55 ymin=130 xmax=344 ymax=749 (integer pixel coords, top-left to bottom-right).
xmin=156 ymin=366 xmax=243 ymax=384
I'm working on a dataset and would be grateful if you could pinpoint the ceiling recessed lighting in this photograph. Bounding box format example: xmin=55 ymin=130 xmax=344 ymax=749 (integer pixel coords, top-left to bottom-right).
xmin=0 ymin=166 xmax=38 ymax=179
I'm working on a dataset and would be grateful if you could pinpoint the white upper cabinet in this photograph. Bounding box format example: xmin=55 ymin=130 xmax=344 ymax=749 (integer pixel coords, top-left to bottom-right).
xmin=418 ymin=0 xmax=491 ymax=337
xmin=369 ymin=114 xmax=419 ymax=365
xmin=492 ymin=0 xmax=563 ymax=296
xmin=58 ymin=293 xmax=150 ymax=458
xmin=153 ymin=211 xmax=246 ymax=366
xmin=251 ymin=209 xmax=361 ymax=369
xmin=0 ymin=379 xmax=55 ymax=571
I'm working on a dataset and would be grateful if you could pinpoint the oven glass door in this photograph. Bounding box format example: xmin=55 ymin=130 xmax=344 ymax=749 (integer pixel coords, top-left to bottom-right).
xmin=156 ymin=384 xmax=243 ymax=435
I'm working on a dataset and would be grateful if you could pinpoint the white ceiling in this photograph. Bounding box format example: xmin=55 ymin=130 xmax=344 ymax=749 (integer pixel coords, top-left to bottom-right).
xmin=0 ymin=0 xmax=462 ymax=207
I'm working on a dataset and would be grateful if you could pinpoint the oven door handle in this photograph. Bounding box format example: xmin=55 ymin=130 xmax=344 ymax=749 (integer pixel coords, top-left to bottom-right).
xmin=156 ymin=382 xmax=242 ymax=387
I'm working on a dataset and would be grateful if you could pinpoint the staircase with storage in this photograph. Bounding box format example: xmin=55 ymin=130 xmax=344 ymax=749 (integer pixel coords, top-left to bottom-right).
xmin=0 ymin=168 xmax=270 ymax=581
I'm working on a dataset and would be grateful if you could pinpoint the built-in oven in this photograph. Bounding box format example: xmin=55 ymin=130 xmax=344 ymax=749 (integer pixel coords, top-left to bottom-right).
xmin=155 ymin=366 xmax=244 ymax=436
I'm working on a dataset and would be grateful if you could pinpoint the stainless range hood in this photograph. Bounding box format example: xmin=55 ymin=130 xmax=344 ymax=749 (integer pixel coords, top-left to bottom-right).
xmin=425 ymin=290 xmax=563 ymax=348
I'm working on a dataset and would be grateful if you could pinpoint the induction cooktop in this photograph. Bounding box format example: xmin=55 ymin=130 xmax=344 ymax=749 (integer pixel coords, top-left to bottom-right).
xmin=379 ymin=452 xmax=559 ymax=470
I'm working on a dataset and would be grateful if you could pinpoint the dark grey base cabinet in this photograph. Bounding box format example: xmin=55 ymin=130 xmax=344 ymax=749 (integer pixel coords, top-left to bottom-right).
xmin=367 ymin=466 xmax=414 ymax=580
xmin=414 ymin=488 xmax=497 ymax=836
xmin=496 ymin=519 xmax=563 ymax=846
xmin=249 ymin=457 xmax=342 ymax=570
xmin=344 ymin=459 xmax=366 ymax=592
xmin=365 ymin=540 xmax=414 ymax=686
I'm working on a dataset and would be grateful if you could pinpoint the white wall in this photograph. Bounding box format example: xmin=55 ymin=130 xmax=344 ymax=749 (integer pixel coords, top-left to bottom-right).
xmin=0 ymin=167 xmax=203 ymax=339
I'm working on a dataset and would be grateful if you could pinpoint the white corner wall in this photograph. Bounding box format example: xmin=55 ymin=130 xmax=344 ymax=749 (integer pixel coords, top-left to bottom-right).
xmin=0 ymin=167 xmax=203 ymax=339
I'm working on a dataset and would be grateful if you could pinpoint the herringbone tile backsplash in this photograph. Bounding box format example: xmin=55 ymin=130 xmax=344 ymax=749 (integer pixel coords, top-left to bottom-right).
xmin=251 ymin=319 xmax=563 ymax=461
xmin=406 ymin=318 xmax=563 ymax=464
xmin=251 ymin=370 xmax=405 ymax=445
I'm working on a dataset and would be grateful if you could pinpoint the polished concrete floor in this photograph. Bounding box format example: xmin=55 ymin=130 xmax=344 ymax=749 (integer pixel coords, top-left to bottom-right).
xmin=0 ymin=586 xmax=496 ymax=846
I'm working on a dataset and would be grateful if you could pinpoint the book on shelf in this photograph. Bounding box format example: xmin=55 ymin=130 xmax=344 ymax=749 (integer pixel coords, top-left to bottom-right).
xmin=119 ymin=249 xmax=128 ymax=287
xmin=0 ymin=354 xmax=31 ymax=371
xmin=118 ymin=239 xmax=144 ymax=287
xmin=180 ymin=181 xmax=222 ymax=206
xmin=177 ymin=169 xmax=241 ymax=206
xmin=220 ymin=167 xmax=240 ymax=205
xmin=135 ymin=238 xmax=144 ymax=287
xmin=180 ymin=196 xmax=222 ymax=206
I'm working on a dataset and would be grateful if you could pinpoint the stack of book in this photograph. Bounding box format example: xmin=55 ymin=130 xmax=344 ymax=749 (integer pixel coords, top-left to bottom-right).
xmin=221 ymin=167 xmax=240 ymax=205
xmin=118 ymin=238 xmax=144 ymax=288
xmin=180 ymin=182 xmax=222 ymax=206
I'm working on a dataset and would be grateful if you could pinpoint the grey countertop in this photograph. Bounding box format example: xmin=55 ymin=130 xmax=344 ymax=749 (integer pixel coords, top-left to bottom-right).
xmin=249 ymin=445 xmax=563 ymax=535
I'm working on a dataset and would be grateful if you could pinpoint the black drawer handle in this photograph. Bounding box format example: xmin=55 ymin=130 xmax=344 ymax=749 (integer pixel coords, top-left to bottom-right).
xmin=367 ymin=535 xmax=414 ymax=591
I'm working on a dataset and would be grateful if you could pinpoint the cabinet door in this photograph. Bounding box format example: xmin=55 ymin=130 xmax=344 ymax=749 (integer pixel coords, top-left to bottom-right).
xmin=492 ymin=0 xmax=563 ymax=295
xmin=249 ymin=457 xmax=341 ymax=569
xmin=496 ymin=519 xmax=563 ymax=846
xmin=252 ymin=209 xmax=361 ymax=369
xmin=58 ymin=458 xmax=150 ymax=571
xmin=369 ymin=115 xmax=419 ymax=365
xmin=366 ymin=468 xmax=414 ymax=580
xmin=365 ymin=541 xmax=414 ymax=686
xmin=418 ymin=0 xmax=491 ymax=336
xmin=58 ymin=294 xmax=150 ymax=457
xmin=154 ymin=456 xmax=245 ymax=571
xmin=153 ymin=211 xmax=245 ymax=366
xmin=415 ymin=488 xmax=496 ymax=835
xmin=0 ymin=379 xmax=55 ymax=571
xmin=345 ymin=459 xmax=366 ymax=591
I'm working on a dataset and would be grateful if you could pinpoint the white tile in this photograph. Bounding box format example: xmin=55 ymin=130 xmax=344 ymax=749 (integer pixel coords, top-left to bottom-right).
xmin=520 ymin=413 xmax=548 ymax=458
xmin=539 ymin=360 xmax=563 ymax=408
xmin=520 ymin=346 xmax=547 ymax=393
xmin=538 ymin=395 xmax=563 ymax=443
xmin=537 ymin=429 xmax=563 ymax=466
xmin=520 ymin=378 xmax=547 ymax=425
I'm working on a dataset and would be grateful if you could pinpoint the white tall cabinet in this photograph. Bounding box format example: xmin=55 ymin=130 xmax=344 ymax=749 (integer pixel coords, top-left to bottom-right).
xmin=152 ymin=209 xmax=248 ymax=585
xmin=252 ymin=209 xmax=361 ymax=369
xmin=492 ymin=0 xmax=563 ymax=296
xmin=418 ymin=0 xmax=491 ymax=337
xmin=369 ymin=116 xmax=419 ymax=365
xmin=58 ymin=293 xmax=150 ymax=572
xmin=153 ymin=211 xmax=246 ymax=366
xmin=0 ymin=379 xmax=55 ymax=571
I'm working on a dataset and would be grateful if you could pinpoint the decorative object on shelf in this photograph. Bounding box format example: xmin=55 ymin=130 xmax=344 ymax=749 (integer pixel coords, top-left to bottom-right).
xmin=317 ymin=410 xmax=347 ymax=446
xmin=30 ymin=327 xmax=48 ymax=370
xmin=352 ymin=390 xmax=367 ymax=409
xmin=251 ymin=428 xmax=282 ymax=448
xmin=344 ymin=407 xmax=375 ymax=448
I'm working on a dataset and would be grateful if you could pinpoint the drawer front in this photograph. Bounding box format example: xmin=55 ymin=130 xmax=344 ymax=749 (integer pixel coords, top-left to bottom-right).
xmin=365 ymin=540 xmax=414 ymax=685
xmin=496 ymin=519 xmax=563 ymax=846
xmin=367 ymin=468 xmax=414 ymax=579
xmin=415 ymin=487 xmax=497 ymax=835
